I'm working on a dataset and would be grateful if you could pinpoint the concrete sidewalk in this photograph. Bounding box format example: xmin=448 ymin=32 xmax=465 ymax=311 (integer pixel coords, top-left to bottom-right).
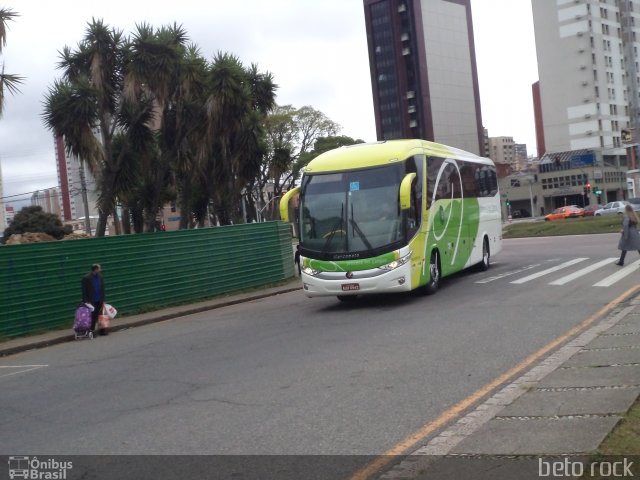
xmin=0 ymin=278 xmax=301 ymax=357
xmin=382 ymin=293 xmax=640 ymax=479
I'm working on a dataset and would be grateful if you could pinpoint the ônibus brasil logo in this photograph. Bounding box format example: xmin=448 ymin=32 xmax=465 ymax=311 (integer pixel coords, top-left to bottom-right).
xmin=8 ymin=456 xmax=72 ymax=479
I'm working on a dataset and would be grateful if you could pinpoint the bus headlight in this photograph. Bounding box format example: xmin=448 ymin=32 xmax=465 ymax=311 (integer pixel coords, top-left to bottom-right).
xmin=378 ymin=252 xmax=412 ymax=271
xmin=302 ymin=266 xmax=320 ymax=276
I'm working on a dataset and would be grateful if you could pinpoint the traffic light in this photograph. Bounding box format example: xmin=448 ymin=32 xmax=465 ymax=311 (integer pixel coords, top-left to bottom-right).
xmin=584 ymin=181 xmax=591 ymax=195
xmin=594 ymin=186 xmax=602 ymax=195
xmin=161 ymin=223 xmax=166 ymax=231
xmin=506 ymin=199 xmax=510 ymax=207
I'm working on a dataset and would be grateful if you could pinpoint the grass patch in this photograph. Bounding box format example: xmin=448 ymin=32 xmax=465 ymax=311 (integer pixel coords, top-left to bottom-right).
xmin=503 ymin=215 xmax=622 ymax=238
xmin=581 ymin=396 xmax=640 ymax=478
xmin=595 ymin=395 xmax=640 ymax=455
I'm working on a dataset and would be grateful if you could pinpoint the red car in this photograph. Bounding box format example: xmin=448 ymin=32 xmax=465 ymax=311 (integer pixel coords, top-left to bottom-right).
xmin=582 ymin=204 xmax=603 ymax=217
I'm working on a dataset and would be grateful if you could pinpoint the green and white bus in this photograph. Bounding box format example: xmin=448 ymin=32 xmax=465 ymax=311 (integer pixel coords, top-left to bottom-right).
xmin=280 ymin=140 xmax=502 ymax=300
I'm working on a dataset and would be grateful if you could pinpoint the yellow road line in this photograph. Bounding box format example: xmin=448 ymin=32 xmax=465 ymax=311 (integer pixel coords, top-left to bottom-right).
xmin=349 ymin=285 xmax=640 ymax=480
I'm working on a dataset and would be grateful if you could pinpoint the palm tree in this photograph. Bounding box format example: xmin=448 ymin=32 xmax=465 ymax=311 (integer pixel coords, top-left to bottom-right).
xmin=203 ymin=53 xmax=276 ymax=225
xmin=43 ymin=19 xmax=154 ymax=236
xmin=0 ymin=7 xmax=23 ymax=118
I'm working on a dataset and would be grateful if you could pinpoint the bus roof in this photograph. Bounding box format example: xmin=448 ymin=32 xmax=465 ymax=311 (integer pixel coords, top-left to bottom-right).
xmin=303 ymin=140 xmax=493 ymax=174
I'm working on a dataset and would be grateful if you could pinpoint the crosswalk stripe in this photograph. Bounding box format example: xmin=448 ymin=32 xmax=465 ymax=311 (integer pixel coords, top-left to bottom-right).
xmin=549 ymin=258 xmax=619 ymax=286
xmin=593 ymin=259 xmax=640 ymax=287
xmin=510 ymin=258 xmax=589 ymax=284
xmin=475 ymin=264 xmax=541 ymax=284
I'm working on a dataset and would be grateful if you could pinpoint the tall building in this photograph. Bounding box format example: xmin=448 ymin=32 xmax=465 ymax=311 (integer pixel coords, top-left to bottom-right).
xmin=532 ymin=81 xmax=546 ymax=156
xmin=31 ymin=188 xmax=62 ymax=217
xmin=482 ymin=127 xmax=490 ymax=157
xmin=54 ymin=135 xmax=99 ymax=222
xmin=532 ymin=1 xmax=638 ymax=157
xmin=363 ymin=0 xmax=484 ymax=155
xmin=515 ymin=143 xmax=528 ymax=171
xmin=488 ymin=136 xmax=516 ymax=166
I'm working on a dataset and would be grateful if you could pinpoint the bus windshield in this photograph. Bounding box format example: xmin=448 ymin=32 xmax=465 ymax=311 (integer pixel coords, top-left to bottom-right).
xmin=300 ymin=163 xmax=405 ymax=259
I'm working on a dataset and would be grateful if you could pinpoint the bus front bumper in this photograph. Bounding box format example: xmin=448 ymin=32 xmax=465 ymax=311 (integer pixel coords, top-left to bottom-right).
xmin=300 ymin=261 xmax=414 ymax=297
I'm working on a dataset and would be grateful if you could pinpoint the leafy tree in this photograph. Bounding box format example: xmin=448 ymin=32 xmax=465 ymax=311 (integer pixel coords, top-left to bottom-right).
xmin=297 ymin=135 xmax=365 ymax=167
xmin=258 ymin=105 xmax=340 ymax=220
xmin=2 ymin=206 xmax=72 ymax=242
xmin=0 ymin=7 xmax=23 ymax=118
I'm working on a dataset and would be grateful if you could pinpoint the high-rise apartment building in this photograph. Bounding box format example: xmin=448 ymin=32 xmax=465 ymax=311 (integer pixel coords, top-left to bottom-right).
xmin=515 ymin=143 xmax=528 ymax=171
xmin=488 ymin=136 xmax=516 ymax=167
xmin=363 ymin=0 xmax=484 ymax=155
xmin=31 ymin=188 xmax=62 ymax=217
xmin=54 ymin=135 xmax=99 ymax=222
xmin=532 ymin=0 xmax=639 ymax=157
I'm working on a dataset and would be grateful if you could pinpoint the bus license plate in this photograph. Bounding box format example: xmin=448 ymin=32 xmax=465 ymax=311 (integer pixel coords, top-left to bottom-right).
xmin=342 ymin=283 xmax=360 ymax=291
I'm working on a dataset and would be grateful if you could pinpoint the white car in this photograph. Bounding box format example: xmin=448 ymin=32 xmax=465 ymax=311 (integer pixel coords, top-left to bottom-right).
xmin=594 ymin=201 xmax=631 ymax=216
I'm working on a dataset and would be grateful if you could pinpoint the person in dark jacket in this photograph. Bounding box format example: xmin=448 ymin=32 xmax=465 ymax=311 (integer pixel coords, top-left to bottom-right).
xmin=294 ymin=244 xmax=301 ymax=275
xmin=82 ymin=264 xmax=107 ymax=335
xmin=616 ymin=205 xmax=640 ymax=266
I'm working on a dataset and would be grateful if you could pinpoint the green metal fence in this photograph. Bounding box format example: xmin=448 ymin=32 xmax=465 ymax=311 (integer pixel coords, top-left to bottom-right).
xmin=0 ymin=222 xmax=295 ymax=339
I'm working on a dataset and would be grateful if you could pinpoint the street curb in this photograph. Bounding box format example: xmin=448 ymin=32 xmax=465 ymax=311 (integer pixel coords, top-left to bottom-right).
xmin=0 ymin=283 xmax=301 ymax=358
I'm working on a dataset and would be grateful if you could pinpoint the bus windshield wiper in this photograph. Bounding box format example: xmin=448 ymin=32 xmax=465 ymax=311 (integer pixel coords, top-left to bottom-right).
xmin=321 ymin=203 xmax=344 ymax=254
xmin=349 ymin=203 xmax=373 ymax=251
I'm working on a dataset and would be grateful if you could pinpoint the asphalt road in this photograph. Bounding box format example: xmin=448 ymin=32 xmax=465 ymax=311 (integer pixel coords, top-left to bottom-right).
xmin=1 ymin=234 xmax=637 ymax=466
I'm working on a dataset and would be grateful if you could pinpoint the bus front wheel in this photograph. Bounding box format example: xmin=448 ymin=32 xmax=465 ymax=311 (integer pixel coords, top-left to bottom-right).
xmin=424 ymin=251 xmax=440 ymax=295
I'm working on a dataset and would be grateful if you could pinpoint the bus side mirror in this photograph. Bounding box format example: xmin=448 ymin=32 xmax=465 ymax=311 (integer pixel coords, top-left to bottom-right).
xmin=399 ymin=173 xmax=416 ymax=210
xmin=279 ymin=187 xmax=301 ymax=223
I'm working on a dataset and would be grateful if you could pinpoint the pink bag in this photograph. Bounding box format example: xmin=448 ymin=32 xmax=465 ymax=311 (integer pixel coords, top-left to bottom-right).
xmin=98 ymin=306 xmax=110 ymax=329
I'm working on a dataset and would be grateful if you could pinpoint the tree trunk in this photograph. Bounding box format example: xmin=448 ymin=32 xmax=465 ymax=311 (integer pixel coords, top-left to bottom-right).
xmin=122 ymin=208 xmax=131 ymax=234
xmin=132 ymin=206 xmax=144 ymax=233
xmin=178 ymin=177 xmax=192 ymax=230
xmin=96 ymin=210 xmax=110 ymax=237
xmin=144 ymin=209 xmax=159 ymax=232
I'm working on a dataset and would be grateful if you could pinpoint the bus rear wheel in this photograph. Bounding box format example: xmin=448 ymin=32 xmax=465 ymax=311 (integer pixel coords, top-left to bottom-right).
xmin=424 ymin=251 xmax=440 ymax=295
xmin=478 ymin=237 xmax=490 ymax=271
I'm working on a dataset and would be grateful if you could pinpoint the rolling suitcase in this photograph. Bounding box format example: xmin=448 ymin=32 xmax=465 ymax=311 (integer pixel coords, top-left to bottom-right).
xmin=74 ymin=303 xmax=94 ymax=339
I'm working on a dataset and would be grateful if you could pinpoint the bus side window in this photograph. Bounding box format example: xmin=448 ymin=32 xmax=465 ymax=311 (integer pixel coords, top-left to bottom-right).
xmin=460 ymin=164 xmax=479 ymax=197
xmin=450 ymin=169 xmax=461 ymax=198
xmin=426 ymin=156 xmax=444 ymax=209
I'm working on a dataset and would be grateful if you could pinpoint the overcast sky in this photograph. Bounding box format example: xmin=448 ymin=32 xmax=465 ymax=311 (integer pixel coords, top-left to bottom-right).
xmin=0 ymin=0 xmax=538 ymax=208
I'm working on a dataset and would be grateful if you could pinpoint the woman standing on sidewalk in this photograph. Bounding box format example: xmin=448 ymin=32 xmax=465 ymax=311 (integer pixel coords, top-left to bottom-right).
xmin=615 ymin=204 xmax=640 ymax=266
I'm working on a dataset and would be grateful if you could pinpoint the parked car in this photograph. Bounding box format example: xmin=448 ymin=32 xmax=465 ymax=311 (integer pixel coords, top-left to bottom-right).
xmin=594 ymin=201 xmax=630 ymax=216
xmin=544 ymin=205 xmax=584 ymax=221
xmin=582 ymin=204 xmax=603 ymax=217
xmin=511 ymin=209 xmax=531 ymax=218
